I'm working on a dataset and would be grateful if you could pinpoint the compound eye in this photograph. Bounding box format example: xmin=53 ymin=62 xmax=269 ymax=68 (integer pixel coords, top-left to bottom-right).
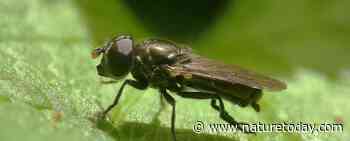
xmin=116 ymin=37 xmax=133 ymax=56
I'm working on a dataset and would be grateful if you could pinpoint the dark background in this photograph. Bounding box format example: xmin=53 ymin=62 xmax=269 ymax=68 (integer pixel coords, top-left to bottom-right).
xmin=76 ymin=0 xmax=350 ymax=78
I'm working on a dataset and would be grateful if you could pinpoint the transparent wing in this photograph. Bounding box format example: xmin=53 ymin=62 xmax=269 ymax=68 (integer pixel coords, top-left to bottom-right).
xmin=168 ymin=54 xmax=287 ymax=91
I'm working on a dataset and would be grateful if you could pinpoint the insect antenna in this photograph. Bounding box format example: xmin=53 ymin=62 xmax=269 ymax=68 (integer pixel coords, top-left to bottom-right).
xmin=91 ymin=47 xmax=106 ymax=59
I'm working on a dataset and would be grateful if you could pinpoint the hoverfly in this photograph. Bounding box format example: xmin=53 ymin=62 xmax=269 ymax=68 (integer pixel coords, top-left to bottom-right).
xmin=92 ymin=35 xmax=287 ymax=141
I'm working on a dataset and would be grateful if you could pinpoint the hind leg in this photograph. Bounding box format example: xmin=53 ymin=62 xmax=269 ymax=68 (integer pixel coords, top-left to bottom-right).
xmin=177 ymin=91 xmax=255 ymax=134
xmin=210 ymin=98 xmax=255 ymax=134
xmin=250 ymin=89 xmax=262 ymax=112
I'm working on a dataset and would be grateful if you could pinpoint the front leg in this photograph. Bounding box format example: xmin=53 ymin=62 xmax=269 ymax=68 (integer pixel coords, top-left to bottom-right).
xmin=102 ymin=79 xmax=148 ymax=118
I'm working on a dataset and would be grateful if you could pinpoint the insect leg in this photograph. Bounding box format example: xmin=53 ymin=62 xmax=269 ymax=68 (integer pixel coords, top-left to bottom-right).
xmin=210 ymin=99 xmax=220 ymax=111
xmin=102 ymin=79 xmax=148 ymax=118
xmin=177 ymin=91 xmax=255 ymax=134
xmin=211 ymin=98 xmax=255 ymax=134
xmin=160 ymin=88 xmax=177 ymax=141
xmin=250 ymin=89 xmax=262 ymax=112
xmin=151 ymin=94 xmax=166 ymax=124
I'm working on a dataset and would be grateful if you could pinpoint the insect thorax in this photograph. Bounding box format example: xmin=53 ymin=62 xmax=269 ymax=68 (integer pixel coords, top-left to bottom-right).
xmin=131 ymin=39 xmax=182 ymax=89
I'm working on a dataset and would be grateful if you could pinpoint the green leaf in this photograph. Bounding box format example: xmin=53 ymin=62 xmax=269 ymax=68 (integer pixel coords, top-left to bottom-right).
xmin=0 ymin=0 xmax=348 ymax=141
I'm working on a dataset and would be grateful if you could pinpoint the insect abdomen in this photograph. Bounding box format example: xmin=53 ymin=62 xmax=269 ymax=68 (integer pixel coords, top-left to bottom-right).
xmin=179 ymin=74 xmax=263 ymax=108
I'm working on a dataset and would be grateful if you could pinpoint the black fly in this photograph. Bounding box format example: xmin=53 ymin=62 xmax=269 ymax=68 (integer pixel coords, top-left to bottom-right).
xmin=92 ymin=35 xmax=287 ymax=141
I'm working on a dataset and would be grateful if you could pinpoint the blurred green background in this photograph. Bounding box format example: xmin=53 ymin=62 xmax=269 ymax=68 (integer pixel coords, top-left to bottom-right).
xmin=0 ymin=0 xmax=348 ymax=141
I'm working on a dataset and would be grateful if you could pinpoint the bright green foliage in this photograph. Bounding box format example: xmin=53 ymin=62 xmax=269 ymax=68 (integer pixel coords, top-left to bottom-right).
xmin=0 ymin=0 xmax=348 ymax=141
